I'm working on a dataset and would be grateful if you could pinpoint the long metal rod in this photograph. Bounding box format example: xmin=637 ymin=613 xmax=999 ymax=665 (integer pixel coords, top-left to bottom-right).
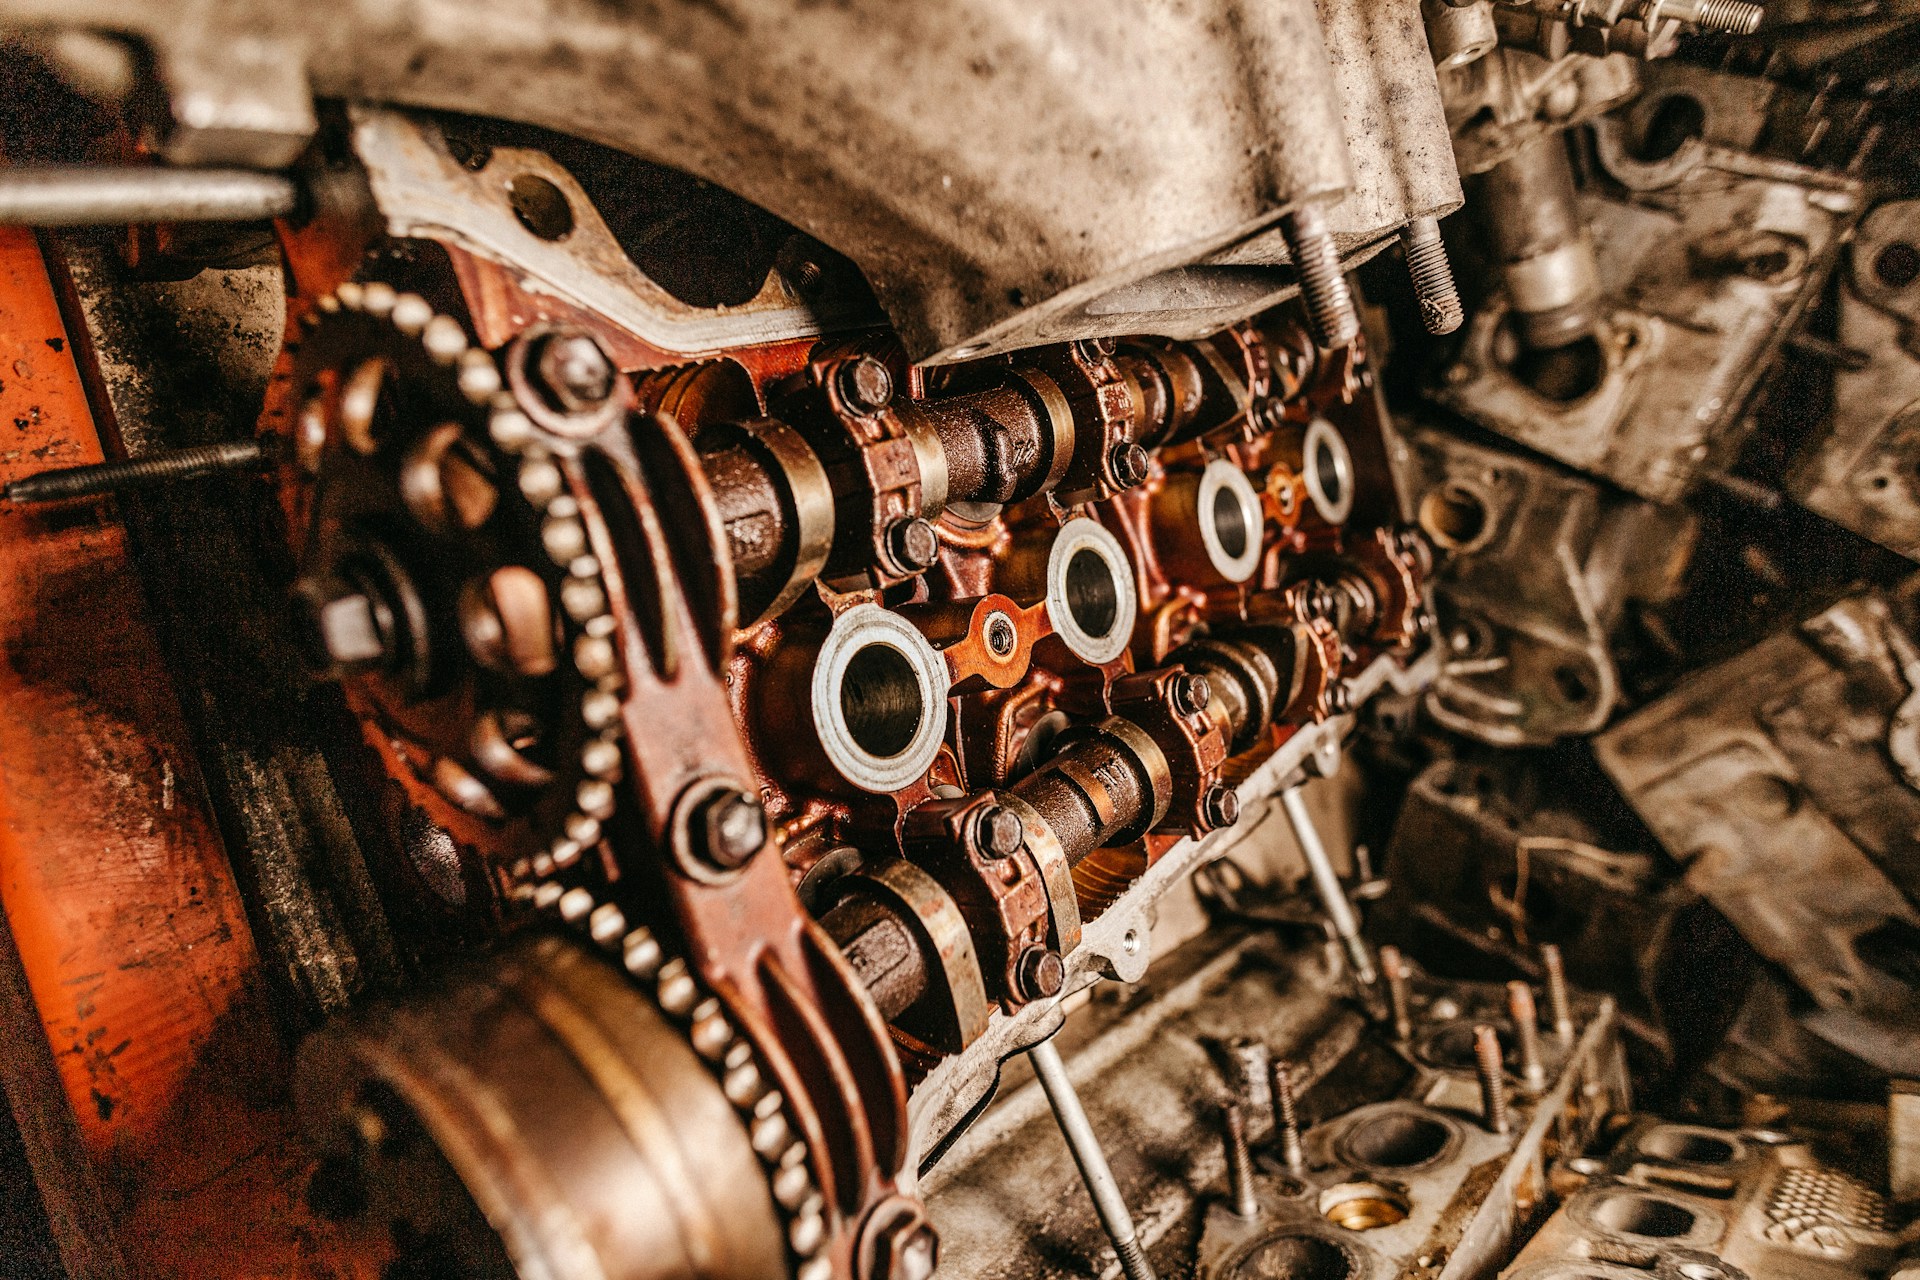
xmin=1027 ymin=1038 xmax=1159 ymax=1280
xmin=2 ymin=440 xmax=269 ymax=504
xmin=1279 ymin=784 xmax=1377 ymax=984
xmin=0 ymin=166 xmax=298 ymax=226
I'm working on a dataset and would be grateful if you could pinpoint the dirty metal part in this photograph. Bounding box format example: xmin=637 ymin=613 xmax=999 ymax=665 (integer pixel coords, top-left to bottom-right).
xmin=1473 ymin=129 xmax=1602 ymax=352
xmin=1543 ymin=944 xmax=1576 ymax=1046
xmin=1394 ymin=421 xmax=1695 ymax=745
xmin=1272 ymin=1060 xmax=1306 ymax=1174
xmin=1223 ymin=1103 xmax=1259 ymax=1218
xmin=1400 ymin=216 xmax=1466 ymax=335
xmin=0 ymin=164 xmax=299 ymax=226
xmin=1435 ymin=71 xmax=1863 ymax=505
xmin=0 ymin=436 xmax=268 ymax=502
xmin=909 ymin=646 xmax=1439 ymax=1168
xmin=1595 ymin=591 xmax=1920 ymax=1047
xmin=1508 ymin=981 xmax=1546 ymax=1092
xmin=1279 ymin=782 xmax=1377 ymax=984
xmin=1027 ymin=1036 xmax=1161 ymax=1280
xmin=1474 ymin=1023 xmax=1512 ymax=1134
xmin=1894 ymin=1079 xmax=1920 ymax=1206
xmin=1787 ymin=197 xmax=1920 ymax=561
xmin=1504 ymin=1117 xmax=1897 ymax=1279
xmin=296 ymin=933 xmax=788 ymax=1280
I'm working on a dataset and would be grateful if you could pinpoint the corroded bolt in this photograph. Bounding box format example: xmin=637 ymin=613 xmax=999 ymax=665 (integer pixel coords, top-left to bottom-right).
xmin=1271 ymin=1061 xmax=1306 ymax=1173
xmin=1109 ymin=441 xmax=1151 ymax=488
xmin=837 ymin=355 xmax=894 ymax=414
xmin=1399 ymin=217 xmax=1464 ymax=336
xmin=1508 ymin=981 xmax=1546 ymax=1093
xmin=885 ymin=517 xmax=939 ymax=574
xmin=2 ymin=438 xmax=269 ymax=504
xmin=1202 ymin=785 xmax=1241 ymax=829
xmin=1380 ymin=945 xmax=1414 ymax=1040
xmin=1473 ymin=1024 xmax=1510 ymax=1136
xmin=694 ymin=788 xmax=766 ymax=869
xmin=1223 ymin=1104 xmax=1258 ymax=1218
xmin=1280 ymin=205 xmax=1360 ymax=350
xmin=975 ymin=804 xmax=1026 ymax=858
xmin=1014 ymin=945 xmax=1066 ymax=1001
xmin=1542 ymin=944 xmax=1576 ymax=1045
xmin=1171 ymin=671 xmax=1212 ymax=717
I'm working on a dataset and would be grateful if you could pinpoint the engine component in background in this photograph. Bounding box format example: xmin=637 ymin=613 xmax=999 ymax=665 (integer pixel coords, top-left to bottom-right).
xmin=1435 ymin=64 xmax=1865 ymax=506
xmin=1788 ymin=197 xmax=1920 ymax=561
xmin=924 ymin=919 xmax=1628 ymax=1280
xmin=1380 ymin=757 xmax=1753 ymax=1079
xmin=1393 ymin=421 xmax=1695 ymax=744
xmin=1505 ymin=1116 xmax=1899 ymax=1279
xmin=1594 ymin=591 xmax=1920 ymax=1079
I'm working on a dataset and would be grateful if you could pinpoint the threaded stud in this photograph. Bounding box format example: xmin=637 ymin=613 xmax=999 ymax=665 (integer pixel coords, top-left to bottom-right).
xmin=1507 ymin=981 xmax=1546 ymax=1093
xmin=1692 ymin=0 xmax=1763 ymax=32
xmin=1400 ymin=218 xmax=1464 ymax=336
xmin=3 ymin=438 xmax=269 ymax=504
xmin=1542 ymin=943 xmax=1576 ymax=1045
xmin=1381 ymin=944 xmax=1414 ymax=1041
xmin=1271 ymin=1060 xmax=1305 ymax=1173
xmin=1281 ymin=206 xmax=1360 ymax=351
xmin=1473 ymin=1024 xmax=1510 ymax=1135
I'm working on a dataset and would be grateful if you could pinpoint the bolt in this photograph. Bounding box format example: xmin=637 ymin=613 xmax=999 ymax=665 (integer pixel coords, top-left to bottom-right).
xmin=1325 ymin=681 xmax=1353 ymax=716
xmin=874 ymin=1219 xmax=939 ymax=1280
xmin=1473 ymin=1024 xmax=1510 ymax=1135
xmin=1202 ymin=785 xmax=1241 ymax=829
xmin=1013 ymin=945 xmax=1066 ymax=1001
xmin=1171 ymin=671 xmax=1212 ymax=717
xmin=1380 ymin=944 xmax=1413 ymax=1040
xmin=837 ymin=355 xmax=894 ymax=414
xmin=1508 ymin=981 xmax=1546 ymax=1093
xmin=984 ymin=611 xmax=1017 ymax=658
xmin=533 ymin=332 xmax=615 ymax=413
xmin=2 ymin=438 xmax=270 ymax=504
xmin=1076 ymin=337 xmax=1118 ymax=362
xmin=1399 ymin=217 xmax=1464 ymax=336
xmin=1108 ymin=441 xmax=1151 ymax=488
xmin=1542 ymin=944 xmax=1576 ymax=1045
xmin=884 ymin=517 xmax=939 ymax=575
xmin=1654 ymin=0 xmax=1764 ymax=32
xmin=975 ymin=803 xmax=1026 ymax=858
xmin=1223 ymin=1104 xmax=1258 ymax=1219
xmin=1271 ymin=1061 xmax=1305 ymax=1173
xmin=693 ymin=787 xmax=766 ymax=869
xmin=1280 ymin=205 xmax=1360 ymax=351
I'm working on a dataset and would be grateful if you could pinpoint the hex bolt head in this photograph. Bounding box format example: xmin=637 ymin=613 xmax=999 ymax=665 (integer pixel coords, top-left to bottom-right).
xmin=1013 ymin=945 xmax=1065 ymax=1000
xmin=1171 ymin=671 xmax=1212 ymax=717
xmin=885 ymin=517 xmax=939 ymax=575
xmin=975 ymin=804 xmax=1025 ymax=858
xmin=1108 ymin=441 xmax=1151 ymax=489
xmin=534 ymin=332 xmax=616 ymax=412
xmin=1202 ymin=785 xmax=1241 ymax=829
xmin=693 ymin=788 xmax=767 ymax=869
xmin=837 ymin=356 xmax=894 ymax=414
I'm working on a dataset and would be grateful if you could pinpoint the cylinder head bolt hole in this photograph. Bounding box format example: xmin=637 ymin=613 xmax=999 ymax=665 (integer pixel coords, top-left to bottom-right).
xmin=1342 ymin=1110 xmax=1455 ymax=1170
xmin=1588 ymin=1191 xmax=1698 ymax=1240
xmin=1418 ymin=483 xmax=1491 ymax=552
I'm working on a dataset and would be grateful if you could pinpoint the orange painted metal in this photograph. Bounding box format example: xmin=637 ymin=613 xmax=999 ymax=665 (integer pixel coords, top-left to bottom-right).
xmin=0 ymin=225 xmax=384 ymax=1277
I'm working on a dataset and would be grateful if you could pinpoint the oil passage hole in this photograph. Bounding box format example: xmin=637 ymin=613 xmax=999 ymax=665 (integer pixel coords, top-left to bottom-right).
xmin=508 ymin=173 xmax=575 ymax=241
xmin=1212 ymin=483 xmax=1252 ymax=560
xmin=1636 ymin=94 xmax=1706 ymax=162
xmin=1639 ymin=1130 xmax=1736 ymax=1166
xmin=1419 ymin=485 xmax=1489 ymax=551
xmin=840 ymin=642 xmax=924 ymax=759
xmin=1320 ymin=1183 xmax=1409 ymax=1231
xmin=1228 ymin=1235 xmax=1356 ymax=1280
xmin=1876 ymin=241 xmax=1920 ymax=289
xmin=1065 ymin=548 xmax=1120 ymax=639
xmin=1345 ymin=1113 xmax=1452 ymax=1168
xmin=1591 ymin=1192 xmax=1696 ymax=1239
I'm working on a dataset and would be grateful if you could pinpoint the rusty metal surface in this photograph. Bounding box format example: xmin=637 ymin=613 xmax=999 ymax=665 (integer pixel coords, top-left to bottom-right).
xmin=0 ymin=224 xmax=385 ymax=1275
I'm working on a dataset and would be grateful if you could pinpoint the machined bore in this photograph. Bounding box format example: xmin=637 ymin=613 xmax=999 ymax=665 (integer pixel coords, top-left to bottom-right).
xmin=1047 ymin=518 xmax=1139 ymax=665
xmin=1301 ymin=418 xmax=1355 ymax=525
xmin=810 ymin=604 xmax=951 ymax=792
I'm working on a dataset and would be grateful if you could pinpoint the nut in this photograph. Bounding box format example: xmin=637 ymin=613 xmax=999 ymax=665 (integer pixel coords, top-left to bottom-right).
xmin=974 ymin=804 xmax=1025 ymax=858
xmin=1202 ymin=785 xmax=1241 ymax=828
xmin=1013 ymin=945 xmax=1066 ymax=1000
xmin=837 ymin=355 xmax=894 ymax=414
xmin=692 ymin=788 xmax=766 ymax=869
xmin=885 ymin=517 xmax=939 ymax=575
xmin=1108 ymin=441 xmax=1151 ymax=488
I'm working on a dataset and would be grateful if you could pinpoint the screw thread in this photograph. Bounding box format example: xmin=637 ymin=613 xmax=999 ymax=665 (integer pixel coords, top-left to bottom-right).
xmin=1271 ymin=1061 xmax=1305 ymax=1173
xmin=1694 ymin=0 xmax=1763 ymax=32
xmin=3 ymin=438 xmax=268 ymax=503
xmin=1224 ymin=1104 xmax=1258 ymax=1218
xmin=1508 ymin=981 xmax=1546 ymax=1092
xmin=1400 ymin=218 xmax=1464 ymax=336
xmin=1473 ymin=1024 xmax=1510 ymax=1135
xmin=1282 ymin=207 xmax=1360 ymax=351
xmin=1381 ymin=945 xmax=1414 ymax=1040
xmin=1542 ymin=944 xmax=1576 ymax=1045
xmin=1114 ymin=1235 xmax=1157 ymax=1280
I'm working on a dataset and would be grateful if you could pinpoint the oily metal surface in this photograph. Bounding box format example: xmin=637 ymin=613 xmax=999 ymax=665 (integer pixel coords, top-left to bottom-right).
xmin=0 ymin=0 xmax=1433 ymax=361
